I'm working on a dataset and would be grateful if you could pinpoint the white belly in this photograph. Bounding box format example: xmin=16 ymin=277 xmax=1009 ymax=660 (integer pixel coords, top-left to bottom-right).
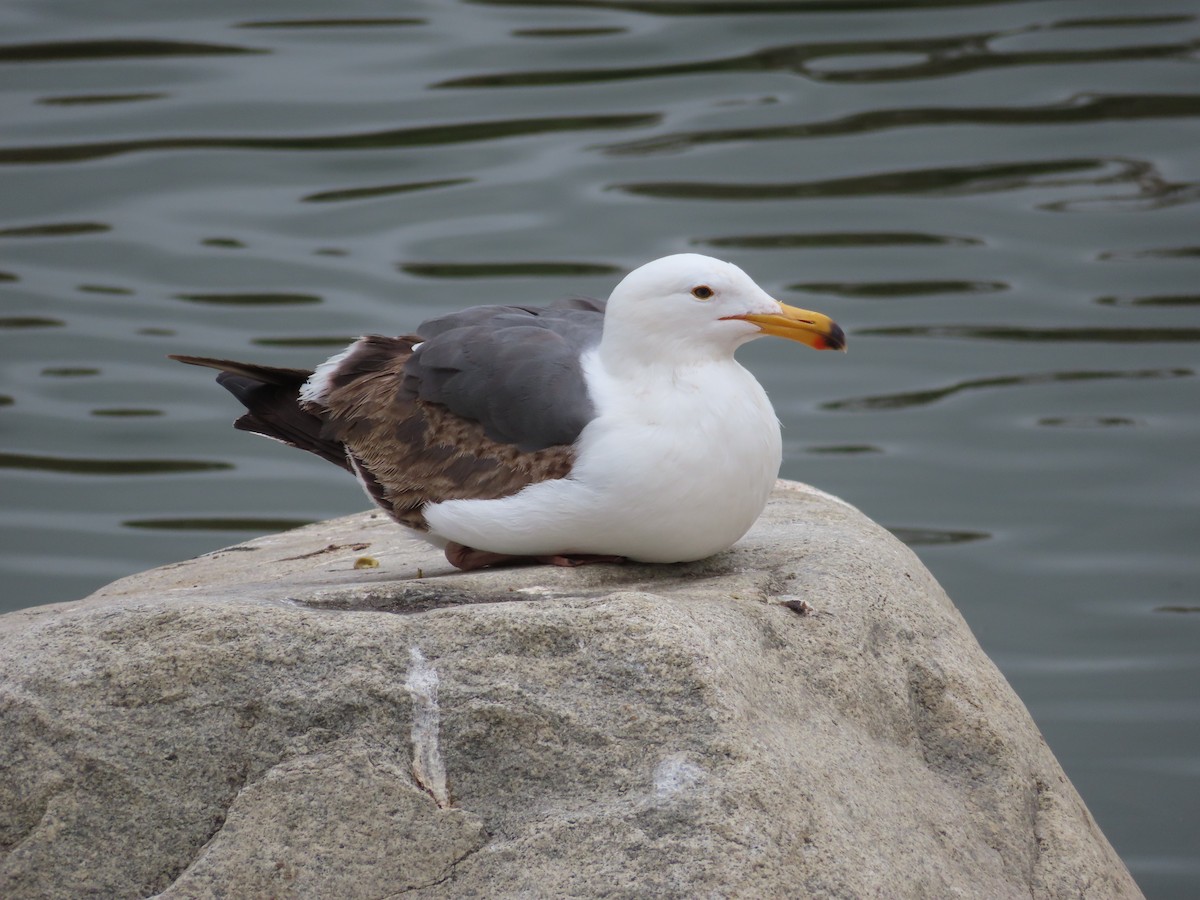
xmin=424 ymin=353 xmax=782 ymax=562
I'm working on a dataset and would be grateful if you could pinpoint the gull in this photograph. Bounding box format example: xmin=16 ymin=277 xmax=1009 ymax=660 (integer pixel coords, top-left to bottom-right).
xmin=172 ymin=253 xmax=845 ymax=570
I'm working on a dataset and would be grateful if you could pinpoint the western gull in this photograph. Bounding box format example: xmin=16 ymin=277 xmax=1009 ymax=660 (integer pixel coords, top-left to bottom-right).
xmin=172 ymin=253 xmax=845 ymax=570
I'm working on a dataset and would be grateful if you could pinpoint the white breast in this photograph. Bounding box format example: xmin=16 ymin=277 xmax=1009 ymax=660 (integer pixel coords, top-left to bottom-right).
xmin=424 ymin=350 xmax=782 ymax=562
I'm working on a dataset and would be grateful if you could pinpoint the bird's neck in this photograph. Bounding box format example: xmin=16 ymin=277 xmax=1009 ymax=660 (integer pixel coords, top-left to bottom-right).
xmin=597 ymin=324 xmax=736 ymax=374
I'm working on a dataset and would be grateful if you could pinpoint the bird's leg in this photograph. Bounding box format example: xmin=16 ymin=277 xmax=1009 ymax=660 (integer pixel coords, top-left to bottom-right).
xmin=444 ymin=543 xmax=524 ymax=571
xmin=444 ymin=542 xmax=625 ymax=571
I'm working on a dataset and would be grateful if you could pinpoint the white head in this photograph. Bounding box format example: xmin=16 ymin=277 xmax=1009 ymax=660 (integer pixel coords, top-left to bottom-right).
xmin=600 ymin=253 xmax=844 ymax=367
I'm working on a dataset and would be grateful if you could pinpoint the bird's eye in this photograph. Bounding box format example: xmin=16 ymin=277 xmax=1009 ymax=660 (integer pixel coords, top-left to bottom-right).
xmin=691 ymin=285 xmax=714 ymax=300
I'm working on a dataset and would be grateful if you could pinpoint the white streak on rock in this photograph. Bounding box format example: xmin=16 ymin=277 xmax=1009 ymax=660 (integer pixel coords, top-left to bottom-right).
xmin=653 ymin=753 xmax=706 ymax=801
xmin=404 ymin=647 xmax=450 ymax=808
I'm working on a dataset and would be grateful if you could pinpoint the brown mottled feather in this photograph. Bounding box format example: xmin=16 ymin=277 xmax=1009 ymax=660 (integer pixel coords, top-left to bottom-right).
xmin=308 ymin=336 xmax=576 ymax=530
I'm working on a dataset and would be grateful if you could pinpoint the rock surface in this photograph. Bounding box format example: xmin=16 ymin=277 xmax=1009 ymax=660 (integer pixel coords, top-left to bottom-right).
xmin=0 ymin=481 xmax=1140 ymax=899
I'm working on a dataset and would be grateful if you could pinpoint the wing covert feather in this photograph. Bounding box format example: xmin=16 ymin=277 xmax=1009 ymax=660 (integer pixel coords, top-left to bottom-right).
xmin=306 ymin=297 xmax=602 ymax=528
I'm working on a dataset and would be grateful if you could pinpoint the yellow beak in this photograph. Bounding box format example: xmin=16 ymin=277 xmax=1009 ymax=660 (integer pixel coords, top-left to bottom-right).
xmin=725 ymin=303 xmax=847 ymax=351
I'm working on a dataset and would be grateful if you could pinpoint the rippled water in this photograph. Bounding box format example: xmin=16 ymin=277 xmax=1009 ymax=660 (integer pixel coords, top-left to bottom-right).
xmin=2 ymin=0 xmax=1198 ymax=893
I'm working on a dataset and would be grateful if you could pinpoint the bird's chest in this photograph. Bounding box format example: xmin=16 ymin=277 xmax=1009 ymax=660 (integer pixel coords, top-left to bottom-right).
xmin=581 ymin=363 xmax=783 ymax=502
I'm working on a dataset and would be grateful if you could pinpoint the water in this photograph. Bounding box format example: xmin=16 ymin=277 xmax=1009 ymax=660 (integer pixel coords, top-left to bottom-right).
xmin=2 ymin=0 xmax=1197 ymax=893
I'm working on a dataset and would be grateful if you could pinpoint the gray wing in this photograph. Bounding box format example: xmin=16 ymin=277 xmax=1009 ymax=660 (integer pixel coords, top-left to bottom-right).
xmin=406 ymin=297 xmax=605 ymax=452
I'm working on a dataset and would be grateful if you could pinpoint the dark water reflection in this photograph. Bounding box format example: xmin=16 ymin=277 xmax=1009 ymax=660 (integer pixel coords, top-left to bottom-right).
xmin=174 ymin=292 xmax=324 ymax=306
xmin=400 ymin=261 xmax=622 ymax=278
xmin=468 ymin=0 xmax=1042 ymax=10
xmin=39 ymin=92 xmax=167 ymax=106
xmin=0 ymin=452 xmax=233 ymax=476
xmin=123 ymin=516 xmax=314 ymax=531
xmin=889 ymin=527 xmax=991 ymax=546
xmin=791 ymin=279 xmax=1006 ymax=297
xmin=302 ymin=178 xmax=473 ymax=203
xmin=441 ymin=39 xmax=1200 ymax=89
xmin=1096 ymin=294 xmax=1200 ymax=307
xmin=605 ymin=94 xmax=1200 ymax=155
xmin=0 ymin=222 xmax=110 ymax=238
xmin=0 ymin=39 xmax=264 ymax=63
xmin=237 ymin=18 xmax=426 ymax=29
xmin=0 ymin=114 xmax=660 ymax=165
xmin=2 ymin=0 xmax=1198 ymax=894
xmin=826 ymin=368 xmax=1191 ymax=411
xmin=41 ymin=367 xmax=101 ymax=377
xmin=1038 ymin=415 xmax=1142 ymax=428
xmin=80 ymin=284 xmax=136 ymax=295
xmin=863 ymin=325 xmax=1200 ymax=342
xmin=91 ymin=408 xmax=164 ymax=418
xmin=618 ymin=156 xmax=1200 ymax=208
xmin=0 ymin=317 xmax=65 ymax=328
xmin=701 ymin=231 xmax=982 ymax=248
xmin=1099 ymin=246 xmax=1200 ymax=260
xmin=806 ymin=443 xmax=881 ymax=454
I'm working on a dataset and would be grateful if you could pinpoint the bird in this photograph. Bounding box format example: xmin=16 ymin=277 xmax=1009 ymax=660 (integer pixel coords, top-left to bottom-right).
xmin=171 ymin=253 xmax=845 ymax=571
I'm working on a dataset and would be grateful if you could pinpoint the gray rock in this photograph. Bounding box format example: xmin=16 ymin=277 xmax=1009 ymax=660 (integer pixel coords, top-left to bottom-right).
xmin=0 ymin=481 xmax=1140 ymax=899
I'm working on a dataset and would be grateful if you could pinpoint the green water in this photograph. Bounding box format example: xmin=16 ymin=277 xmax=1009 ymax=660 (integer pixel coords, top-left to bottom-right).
xmin=1 ymin=1 xmax=1197 ymax=893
